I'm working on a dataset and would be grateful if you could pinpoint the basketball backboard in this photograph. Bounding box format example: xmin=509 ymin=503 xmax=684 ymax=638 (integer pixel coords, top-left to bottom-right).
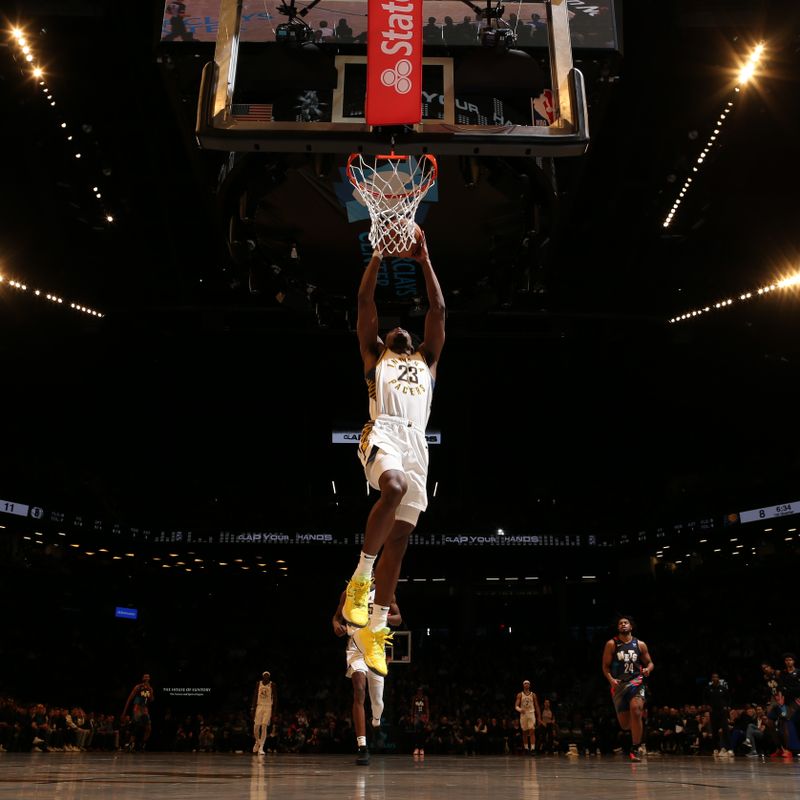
xmin=193 ymin=0 xmax=590 ymax=156
xmin=387 ymin=630 xmax=411 ymax=663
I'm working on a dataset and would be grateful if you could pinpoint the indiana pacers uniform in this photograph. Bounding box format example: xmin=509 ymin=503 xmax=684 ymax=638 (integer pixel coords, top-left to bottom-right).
xmin=254 ymin=681 xmax=273 ymax=728
xmin=253 ymin=678 xmax=273 ymax=753
xmin=519 ymin=690 xmax=536 ymax=732
xmin=346 ymin=588 xmax=385 ymax=725
xmin=611 ymin=637 xmax=646 ymax=712
xmin=358 ymin=348 xmax=433 ymax=525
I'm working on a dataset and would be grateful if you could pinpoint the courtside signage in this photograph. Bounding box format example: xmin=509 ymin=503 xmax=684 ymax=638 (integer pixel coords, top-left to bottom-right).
xmin=366 ymin=0 xmax=422 ymax=125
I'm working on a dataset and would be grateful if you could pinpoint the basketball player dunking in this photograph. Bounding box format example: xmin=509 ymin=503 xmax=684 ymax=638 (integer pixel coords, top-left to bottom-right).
xmin=602 ymin=616 xmax=654 ymax=763
xmin=341 ymin=226 xmax=445 ymax=678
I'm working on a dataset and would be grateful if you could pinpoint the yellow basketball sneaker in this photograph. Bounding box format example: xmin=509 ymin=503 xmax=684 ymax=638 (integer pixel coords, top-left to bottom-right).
xmin=342 ymin=576 xmax=372 ymax=628
xmin=354 ymin=626 xmax=393 ymax=677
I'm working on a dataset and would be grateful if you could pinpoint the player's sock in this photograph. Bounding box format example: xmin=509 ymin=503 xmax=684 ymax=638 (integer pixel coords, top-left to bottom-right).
xmin=353 ymin=552 xmax=376 ymax=580
xmin=370 ymin=604 xmax=389 ymax=632
xmin=357 ymin=736 xmax=367 ymax=747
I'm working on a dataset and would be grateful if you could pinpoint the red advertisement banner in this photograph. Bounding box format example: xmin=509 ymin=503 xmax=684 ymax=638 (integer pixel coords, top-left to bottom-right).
xmin=366 ymin=0 xmax=423 ymax=125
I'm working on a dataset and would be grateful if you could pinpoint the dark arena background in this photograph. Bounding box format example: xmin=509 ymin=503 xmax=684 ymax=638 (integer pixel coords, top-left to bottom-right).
xmin=1 ymin=1 xmax=800 ymax=797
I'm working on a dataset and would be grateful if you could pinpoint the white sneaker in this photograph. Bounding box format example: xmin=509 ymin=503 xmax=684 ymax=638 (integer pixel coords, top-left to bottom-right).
xmin=258 ymin=749 xmax=265 ymax=755
xmin=727 ymin=749 xmax=735 ymax=756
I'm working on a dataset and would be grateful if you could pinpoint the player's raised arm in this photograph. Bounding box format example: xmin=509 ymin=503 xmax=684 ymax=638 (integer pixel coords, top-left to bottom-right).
xmin=357 ymin=251 xmax=383 ymax=371
xmin=415 ymin=230 xmax=446 ymax=373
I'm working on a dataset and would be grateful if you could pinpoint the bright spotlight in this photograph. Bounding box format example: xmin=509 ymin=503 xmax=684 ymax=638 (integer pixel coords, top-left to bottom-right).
xmin=738 ymin=63 xmax=756 ymax=84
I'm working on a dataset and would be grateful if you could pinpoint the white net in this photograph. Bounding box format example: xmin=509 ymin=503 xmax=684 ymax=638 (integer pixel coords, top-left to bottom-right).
xmin=347 ymin=154 xmax=438 ymax=256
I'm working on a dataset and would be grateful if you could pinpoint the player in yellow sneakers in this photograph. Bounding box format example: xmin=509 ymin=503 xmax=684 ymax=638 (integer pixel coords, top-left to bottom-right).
xmin=344 ymin=226 xmax=445 ymax=667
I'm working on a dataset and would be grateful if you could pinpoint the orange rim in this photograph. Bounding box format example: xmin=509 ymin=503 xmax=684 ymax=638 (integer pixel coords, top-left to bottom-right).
xmin=346 ymin=153 xmax=438 ymax=200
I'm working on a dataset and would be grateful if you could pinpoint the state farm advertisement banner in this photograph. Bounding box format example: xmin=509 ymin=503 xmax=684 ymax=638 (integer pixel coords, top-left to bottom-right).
xmin=366 ymin=0 xmax=423 ymax=125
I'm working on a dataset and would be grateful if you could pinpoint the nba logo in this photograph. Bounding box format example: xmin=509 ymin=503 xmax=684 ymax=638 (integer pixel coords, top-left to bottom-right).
xmin=532 ymin=89 xmax=555 ymax=127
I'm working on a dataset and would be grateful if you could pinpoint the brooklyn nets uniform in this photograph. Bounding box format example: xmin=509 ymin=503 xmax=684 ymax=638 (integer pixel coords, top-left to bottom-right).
xmin=610 ymin=637 xmax=645 ymax=712
xmin=358 ymin=348 xmax=433 ymax=524
xmin=132 ymin=684 xmax=152 ymax=719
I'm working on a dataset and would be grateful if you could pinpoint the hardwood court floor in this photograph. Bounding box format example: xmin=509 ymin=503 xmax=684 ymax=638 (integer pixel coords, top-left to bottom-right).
xmin=1 ymin=752 xmax=798 ymax=799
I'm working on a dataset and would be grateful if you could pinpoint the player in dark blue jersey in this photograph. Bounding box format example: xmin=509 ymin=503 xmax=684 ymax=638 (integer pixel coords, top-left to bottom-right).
xmin=602 ymin=616 xmax=654 ymax=763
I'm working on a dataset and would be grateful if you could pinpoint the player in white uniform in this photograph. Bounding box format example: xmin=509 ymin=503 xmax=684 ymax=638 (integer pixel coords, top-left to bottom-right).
xmin=251 ymin=671 xmax=276 ymax=755
xmin=334 ymin=584 xmax=402 ymax=765
xmin=342 ymin=226 xmax=445 ymax=678
xmin=514 ymin=680 xmax=542 ymax=755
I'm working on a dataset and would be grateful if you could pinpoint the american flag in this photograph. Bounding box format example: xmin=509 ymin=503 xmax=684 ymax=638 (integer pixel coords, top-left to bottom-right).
xmin=231 ymin=103 xmax=273 ymax=122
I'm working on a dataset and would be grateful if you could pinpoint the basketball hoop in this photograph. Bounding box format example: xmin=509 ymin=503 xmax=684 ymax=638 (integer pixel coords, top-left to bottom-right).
xmin=346 ymin=153 xmax=438 ymax=256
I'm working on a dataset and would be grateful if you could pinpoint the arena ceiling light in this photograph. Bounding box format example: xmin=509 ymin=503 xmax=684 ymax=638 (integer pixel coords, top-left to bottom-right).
xmin=669 ymin=270 xmax=800 ymax=324
xmin=662 ymin=42 xmax=766 ymax=230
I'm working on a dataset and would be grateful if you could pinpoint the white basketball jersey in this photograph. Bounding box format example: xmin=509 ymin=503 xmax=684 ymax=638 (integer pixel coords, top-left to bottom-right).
xmin=520 ymin=691 xmax=534 ymax=714
xmin=257 ymin=682 xmax=272 ymax=706
xmin=367 ymin=349 xmax=433 ymax=429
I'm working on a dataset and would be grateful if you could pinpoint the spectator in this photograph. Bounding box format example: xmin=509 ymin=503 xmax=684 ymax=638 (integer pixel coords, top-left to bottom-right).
xmin=423 ymin=17 xmax=440 ymax=44
xmin=316 ymin=20 xmax=334 ymax=41
xmin=334 ymin=18 xmax=353 ymax=41
xmin=456 ymin=16 xmax=477 ymax=44
xmin=474 ymin=717 xmax=489 ymax=754
xmin=702 ymin=673 xmax=733 ymax=756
